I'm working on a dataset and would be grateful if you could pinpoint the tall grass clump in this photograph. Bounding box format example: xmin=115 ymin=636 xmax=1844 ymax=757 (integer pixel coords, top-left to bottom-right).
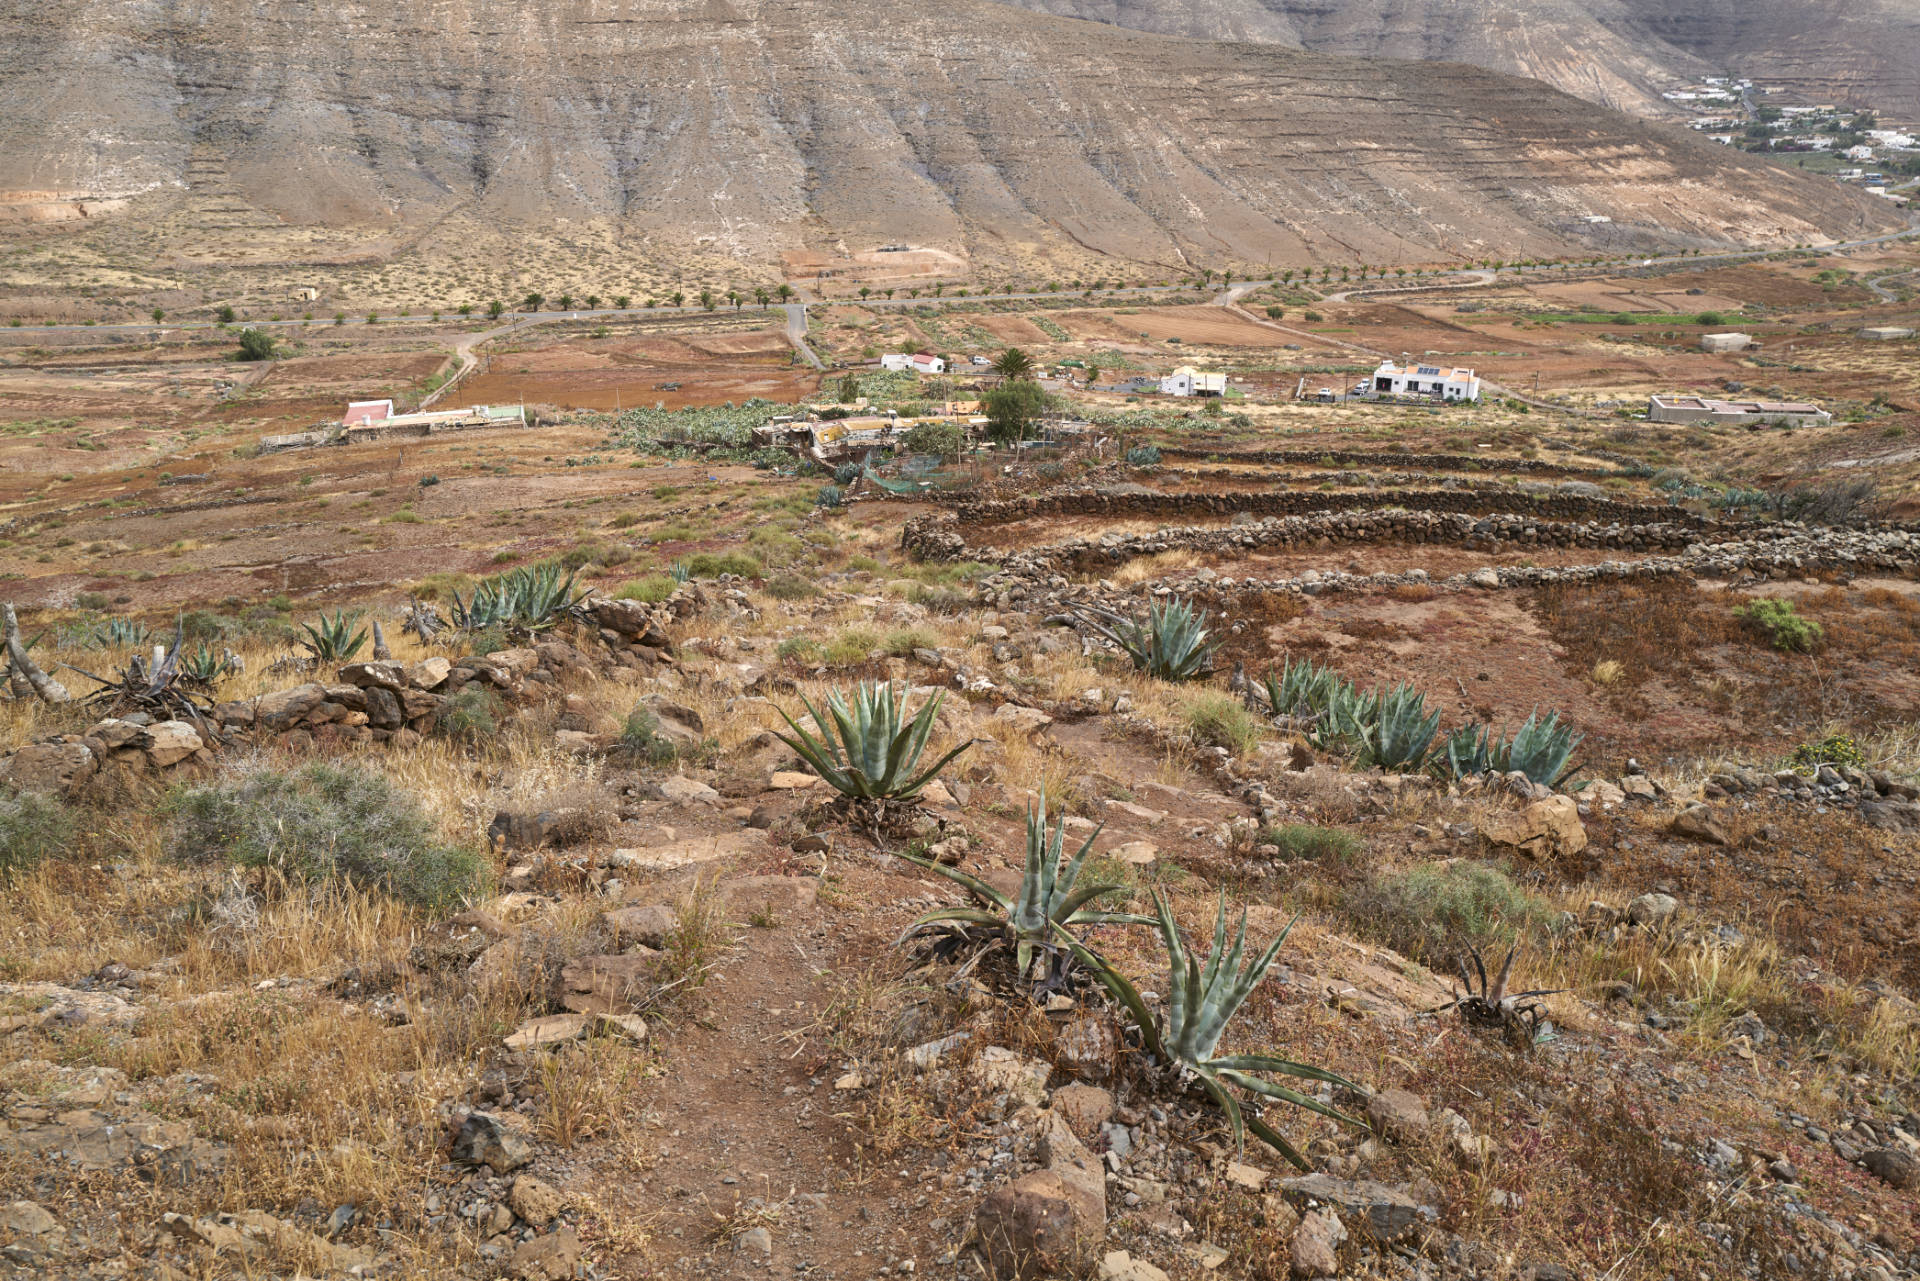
xmin=0 ymin=792 xmax=76 ymax=879
xmin=1347 ymin=862 xmax=1547 ymax=965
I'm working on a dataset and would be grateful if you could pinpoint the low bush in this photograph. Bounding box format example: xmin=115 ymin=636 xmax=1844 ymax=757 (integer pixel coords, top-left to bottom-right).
xmin=1183 ymin=692 xmax=1259 ymax=756
xmin=824 ymin=628 xmax=879 ymax=665
xmin=776 ymin=637 xmax=822 ymax=664
xmin=0 ymin=792 xmax=76 ymax=879
xmin=1788 ymin=731 xmax=1865 ymax=773
xmin=1347 ymin=862 xmax=1547 ymax=965
xmin=1260 ymin=823 xmax=1361 ymax=864
xmin=615 ymin=574 xmax=678 ymax=603
xmin=166 ymin=763 xmax=486 ymax=909
xmin=882 ymin=627 xmax=940 ymax=657
xmin=764 ymin=573 xmax=818 ymax=601
xmin=439 ymin=686 xmax=505 ymax=743
xmin=1736 ymin=597 xmax=1823 ymax=653
xmin=619 ymin=707 xmax=680 ymax=766
xmin=685 ymin=551 xmax=764 ymax=580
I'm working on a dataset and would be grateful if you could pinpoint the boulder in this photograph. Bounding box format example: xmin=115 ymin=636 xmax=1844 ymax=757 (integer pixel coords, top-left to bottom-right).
xmin=1480 ymin=795 xmax=1587 ymax=859
xmin=254 ymin=683 xmax=327 ymax=729
xmin=1098 ymin=1251 xmax=1170 ymax=1281
xmin=507 ymin=1227 xmax=582 ymax=1280
xmin=504 ymin=1014 xmax=592 ymax=1051
xmin=601 ymin=904 xmax=680 ymax=949
xmin=405 ymin=657 xmax=452 ymax=690
xmin=0 ymin=1201 xmax=59 ymax=1236
xmin=973 ymin=1047 xmax=1052 ymax=1107
xmin=338 ymin=660 xmax=406 ymax=691
xmin=640 ymin=696 xmax=705 ymax=747
xmin=1290 ymin=1209 xmax=1346 ymax=1278
xmin=1669 ymin=807 xmax=1730 ymax=846
xmin=1 ymin=741 xmax=96 ymax=795
xmin=144 ymin=720 xmax=203 ymax=768
xmin=452 ymin=1113 xmax=534 ymax=1174
xmin=1051 ymin=1084 xmax=1115 ymax=1137
xmin=1861 ymin=1147 xmax=1919 ymax=1190
xmin=1365 ymin=1089 xmax=1429 ymax=1144
xmin=555 ymin=952 xmax=659 ymax=1015
xmin=657 ymin=775 xmax=720 ymax=806
xmin=509 ymin=1175 xmax=565 ymax=1227
xmin=1276 ymin=1174 xmax=1421 ymax=1241
xmin=976 ymin=1113 xmax=1106 ymax=1281
xmin=1626 ymin=892 xmax=1679 ymax=928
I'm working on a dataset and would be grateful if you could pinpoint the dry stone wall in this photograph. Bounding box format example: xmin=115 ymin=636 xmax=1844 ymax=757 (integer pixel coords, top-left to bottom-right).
xmin=0 ymin=592 xmax=695 ymax=800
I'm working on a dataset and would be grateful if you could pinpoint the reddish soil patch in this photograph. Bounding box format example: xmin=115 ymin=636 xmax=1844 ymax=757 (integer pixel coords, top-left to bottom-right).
xmin=462 ymin=366 xmax=819 ymax=412
xmin=1059 ymin=305 xmax=1293 ymax=347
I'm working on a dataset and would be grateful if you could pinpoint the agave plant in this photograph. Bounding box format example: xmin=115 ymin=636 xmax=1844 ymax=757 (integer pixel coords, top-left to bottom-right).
xmin=668 ymin=559 xmax=692 ymax=584
xmin=1439 ymin=710 xmax=1582 ymax=787
xmin=1501 ymin=709 xmax=1582 ymax=787
xmin=178 ymin=643 xmax=238 ymax=689
xmin=1354 ymin=683 xmax=1441 ymax=770
xmin=450 ymin=563 xmax=589 ymax=635
xmin=896 ymin=792 xmax=1152 ymax=985
xmin=1071 ymin=892 xmax=1364 ymax=1166
xmin=299 ymin=610 xmax=368 ymax=663
xmin=773 ymin=682 xmax=973 ymax=805
xmin=1427 ymin=946 xmax=1563 ymax=1049
xmin=1079 ymin=598 xmax=1215 ymax=682
xmin=91 ymin=617 xmax=151 ymax=650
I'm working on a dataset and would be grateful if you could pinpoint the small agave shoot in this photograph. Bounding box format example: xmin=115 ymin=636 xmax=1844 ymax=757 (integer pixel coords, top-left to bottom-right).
xmin=774 ymin=682 xmax=973 ymax=835
xmin=1073 ymin=892 xmax=1365 ymax=1167
xmin=1080 ymin=598 xmax=1215 ymax=682
xmin=896 ymin=793 xmax=1151 ymax=991
xmin=300 ymin=610 xmax=368 ymax=664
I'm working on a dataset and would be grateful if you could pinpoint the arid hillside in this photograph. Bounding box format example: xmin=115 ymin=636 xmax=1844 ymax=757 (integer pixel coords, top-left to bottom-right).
xmin=0 ymin=0 xmax=1900 ymax=277
xmin=999 ymin=0 xmax=1920 ymax=118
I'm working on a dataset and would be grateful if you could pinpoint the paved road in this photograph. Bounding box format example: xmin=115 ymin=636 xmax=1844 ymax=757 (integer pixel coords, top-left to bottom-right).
xmin=782 ymin=303 xmax=825 ymax=370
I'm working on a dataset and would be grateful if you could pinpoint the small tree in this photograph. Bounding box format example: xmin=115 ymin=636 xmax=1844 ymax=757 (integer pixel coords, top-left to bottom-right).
xmin=524 ymin=292 xmax=544 ymax=312
xmin=614 ymin=295 xmax=631 ymax=309
xmin=699 ymin=289 xmax=715 ymax=311
xmin=672 ymin=291 xmax=686 ymax=308
xmin=755 ymin=287 xmax=769 ymax=308
xmin=556 ymin=293 xmax=574 ymax=311
xmin=837 ymin=372 xmax=861 ymax=403
xmin=216 ymin=304 xmax=237 ymax=324
xmin=904 ymin=420 xmax=964 ymax=458
xmin=488 ymin=300 xmax=505 ymax=319
xmin=859 ymin=286 xmax=872 ymax=301
xmin=983 ymin=380 xmax=1047 ymax=445
xmin=457 ymin=302 xmax=473 ymax=316
xmin=728 ymin=290 xmax=741 ymax=310
xmin=585 ymin=294 xmax=601 ymax=309
xmin=235 ymin=327 xmax=276 ymax=362
xmin=150 ymin=307 xmax=165 ymax=323
xmin=776 ymin=284 xmax=794 ymax=304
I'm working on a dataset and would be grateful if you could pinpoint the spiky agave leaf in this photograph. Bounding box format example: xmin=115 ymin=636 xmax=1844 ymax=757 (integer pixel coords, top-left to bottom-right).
xmin=299 ymin=610 xmax=368 ymax=663
xmin=774 ymin=682 xmax=973 ymax=802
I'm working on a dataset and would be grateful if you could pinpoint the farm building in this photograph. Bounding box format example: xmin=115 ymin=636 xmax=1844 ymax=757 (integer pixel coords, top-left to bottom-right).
xmin=1646 ymin=395 xmax=1831 ymax=426
xmin=1859 ymin=326 xmax=1914 ymax=341
xmin=1364 ymin=360 xmax=1480 ymax=402
xmin=880 ymin=352 xmax=945 ymax=374
xmin=1699 ymin=332 xmax=1753 ymax=353
xmin=344 ymin=399 xmax=395 ymax=425
xmin=1159 ymin=366 xmax=1227 ymax=397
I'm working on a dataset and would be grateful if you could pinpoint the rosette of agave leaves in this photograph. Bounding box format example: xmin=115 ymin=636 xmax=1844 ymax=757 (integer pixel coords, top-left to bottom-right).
xmin=893 ymin=791 xmax=1152 ymax=992
xmin=1066 ymin=892 xmax=1367 ymax=1167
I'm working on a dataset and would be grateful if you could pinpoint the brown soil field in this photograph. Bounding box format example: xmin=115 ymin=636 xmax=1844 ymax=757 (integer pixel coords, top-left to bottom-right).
xmin=1059 ymin=304 xmax=1294 ymax=347
xmin=461 ymin=366 xmax=818 ymax=411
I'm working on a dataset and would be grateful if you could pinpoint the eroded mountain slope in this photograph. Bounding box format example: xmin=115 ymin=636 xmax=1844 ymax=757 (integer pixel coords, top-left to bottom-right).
xmin=0 ymin=0 xmax=1899 ymax=272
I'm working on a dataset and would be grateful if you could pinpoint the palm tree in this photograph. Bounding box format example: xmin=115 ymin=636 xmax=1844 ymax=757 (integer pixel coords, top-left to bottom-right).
xmin=488 ymin=300 xmax=505 ymax=319
xmin=885 ymin=288 xmax=895 ymax=299
xmin=933 ymin=283 xmax=945 ymax=298
xmin=908 ymin=288 xmax=920 ymax=299
xmin=776 ymin=284 xmax=794 ymax=304
xmin=523 ymin=292 xmax=544 ymax=312
xmin=859 ymin=286 xmax=872 ymax=301
xmin=991 ymin=347 xmax=1035 ymax=379
xmin=585 ymin=294 xmax=601 ymax=310
xmin=457 ymin=302 xmax=473 ymax=316
xmin=150 ymin=307 xmax=165 ymax=323
xmin=671 ymin=291 xmax=686 ymax=308
xmin=615 ymin=295 xmax=631 ymax=309
xmin=556 ymin=293 xmax=574 ymax=311
xmin=755 ymin=287 xmax=769 ymax=308
xmin=727 ymin=289 xmax=741 ymax=310
xmin=699 ymin=289 xmax=715 ymax=311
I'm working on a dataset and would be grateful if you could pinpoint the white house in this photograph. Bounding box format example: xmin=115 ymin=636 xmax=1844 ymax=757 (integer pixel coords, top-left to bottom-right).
xmin=1365 ymin=361 xmax=1480 ymax=402
xmin=880 ymin=353 xmax=912 ymax=372
xmin=881 ymin=351 xmax=945 ymax=374
xmin=344 ymin=399 xmax=394 ymax=425
xmin=1159 ymin=366 xmax=1227 ymax=397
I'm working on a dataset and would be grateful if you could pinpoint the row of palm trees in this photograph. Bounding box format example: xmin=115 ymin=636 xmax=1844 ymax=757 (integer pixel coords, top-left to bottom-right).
xmin=501 ymin=284 xmax=800 ymax=315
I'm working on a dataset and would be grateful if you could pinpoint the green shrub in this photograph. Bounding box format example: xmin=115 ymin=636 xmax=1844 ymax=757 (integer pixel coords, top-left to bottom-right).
xmin=1736 ymin=597 xmax=1823 ymax=653
xmin=0 ymin=792 xmax=76 ymax=879
xmin=776 ymin=637 xmax=822 ymax=664
xmin=1183 ymin=692 xmax=1259 ymax=756
xmin=165 ymin=763 xmax=486 ymax=909
xmin=619 ymin=707 xmax=680 ymax=766
xmin=764 ymin=573 xmax=818 ymax=600
xmin=1351 ymin=863 xmax=1547 ymax=964
xmin=1260 ymin=823 xmax=1361 ymax=864
xmin=904 ymin=421 xmax=963 ymax=456
xmin=439 ymin=685 xmax=505 ymax=742
xmin=685 ymin=551 xmax=764 ymax=580
xmin=1789 ymin=731 xmax=1865 ymax=773
xmin=615 ymin=574 xmax=678 ymax=603
xmin=824 ymin=628 xmax=879 ymax=665
xmin=882 ymin=627 xmax=940 ymax=657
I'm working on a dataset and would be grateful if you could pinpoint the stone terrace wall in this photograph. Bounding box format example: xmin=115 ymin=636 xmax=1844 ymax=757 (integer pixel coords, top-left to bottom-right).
xmin=1154 ymin=447 xmax=1620 ymax=478
xmin=0 ymin=594 xmax=691 ymax=800
xmin=950 ymin=488 xmax=1710 ymax=530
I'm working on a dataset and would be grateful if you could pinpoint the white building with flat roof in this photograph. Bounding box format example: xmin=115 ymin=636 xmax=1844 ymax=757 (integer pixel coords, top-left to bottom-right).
xmin=1366 ymin=360 xmax=1480 ymax=402
xmin=1159 ymin=366 xmax=1227 ymax=397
